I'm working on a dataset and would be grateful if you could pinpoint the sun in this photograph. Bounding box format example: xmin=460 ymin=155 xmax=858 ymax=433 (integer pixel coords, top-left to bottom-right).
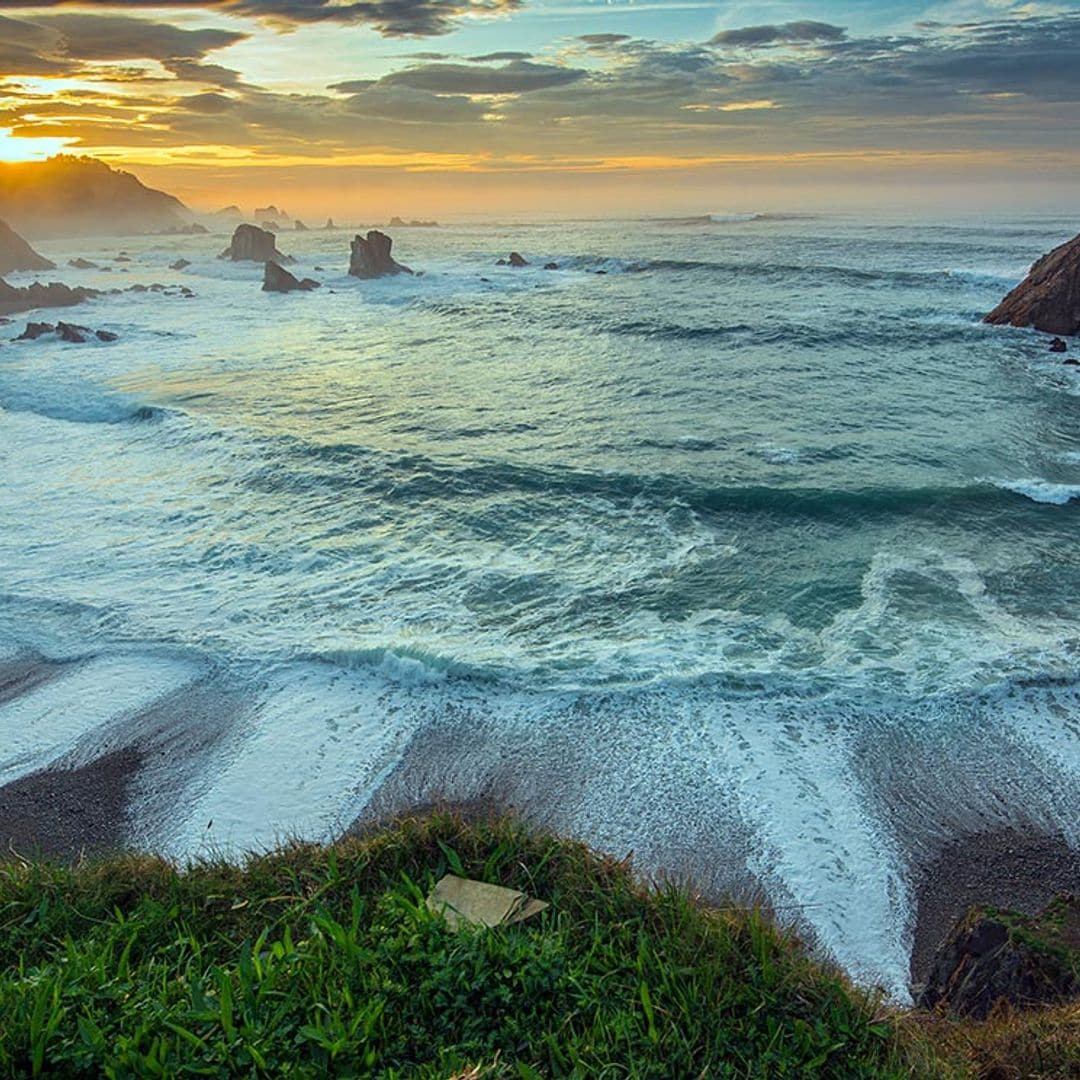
xmin=0 ymin=128 xmax=78 ymax=164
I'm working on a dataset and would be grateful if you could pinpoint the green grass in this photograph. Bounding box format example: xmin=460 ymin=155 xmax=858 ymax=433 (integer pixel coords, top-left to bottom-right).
xmin=0 ymin=811 xmax=1062 ymax=1078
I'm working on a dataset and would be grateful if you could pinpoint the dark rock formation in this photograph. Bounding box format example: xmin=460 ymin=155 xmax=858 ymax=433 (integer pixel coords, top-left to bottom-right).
xmin=294 ymin=219 xmax=309 ymax=231
xmin=0 ymin=277 xmax=99 ymax=317
xmin=1050 ymin=337 xmax=1068 ymax=353
xmin=543 ymin=262 xmax=559 ymax=271
xmin=56 ymin=321 xmax=88 ymax=343
xmin=1066 ymin=357 xmax=1080 ymax=367
xmin=262 ymin=261 xmax=320 ymax=293
xmin=0 ymin=218 xmax=54 ymax=275
xmin=114 ymin=254 xmax=131 ymax=263
xmin=509 ymin=252 xmax=528 ymax=267
xmin=348 ymin=230 xmax=412 ymax=279
xmin=985 ymin=232 xmax=1080 ymax=336
xmin=389 ymin=216 xmax=438 ymax=228
xmin=96 ymin=329 xmax=118 ymax=342
xmin=325 ymin=218 xmax=336 ymax=230
xmin=495 ymin=258 xmax=507 ymax=266
xmin=170 ymin=259 xmax=191 ymax=271
xmin=68 ymin=258 xmax=98 ymax=270
xmin=255 ymin=205 xmax=288 ymax=221
xmin=220 ymin=224 xmax=292 ymax=264
xmin=17 ymin=321 xmax=55 ymax=340
xmin=917 ymin=896 xmax=1079 ymax=1018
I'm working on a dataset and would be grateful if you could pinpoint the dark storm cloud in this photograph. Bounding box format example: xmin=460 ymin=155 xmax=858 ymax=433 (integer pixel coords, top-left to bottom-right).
xmin=710 ymin=21 xmax=846 ymax=47
xmin=383 ymin=59 xmax=585 ymax=94
xmin=0 ymin=0 xmax=524 ymax=37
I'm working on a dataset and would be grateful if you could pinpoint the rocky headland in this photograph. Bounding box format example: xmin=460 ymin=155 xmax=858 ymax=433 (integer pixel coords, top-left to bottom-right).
xmin=986 ymin=231 xmax=1080 ymax=336
xmin=0 ymin=218 xmax=55 ymax=275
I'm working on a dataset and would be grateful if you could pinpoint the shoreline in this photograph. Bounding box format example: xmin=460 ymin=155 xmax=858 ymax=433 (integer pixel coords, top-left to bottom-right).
xmin=2 ymin=727 xmax=1077 ymax=1001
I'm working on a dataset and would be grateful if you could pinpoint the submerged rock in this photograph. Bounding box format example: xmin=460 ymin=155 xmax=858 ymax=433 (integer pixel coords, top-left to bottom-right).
xmin=263 ymin=261 xmax=320 ymax=293
xmin=1050 ymin=337 xmax=1068 ymax=353
xmin=96 ymin=329 xmax=118 ymax=342
xmin=0 ymin=218 xmax=54 ymax=276
xmin=348 ymin=230 xmax=412 ymax=279
xmin=220 ymin=224 xmax=292 ymax=264
xmin=985 ymin=232 xmax=1080 ymax=336
xmin=68 ymin=258 xmax=98 ymax=270
xmin=170 ymin=258 xmax=191 ymax=271
xmin=917 ymin=896 xmax=1079 ymax=1018
xmin=543 ymin=262 xmax=560 ymax=271
xmin=17 ymin=321 xmax=55 ymax=340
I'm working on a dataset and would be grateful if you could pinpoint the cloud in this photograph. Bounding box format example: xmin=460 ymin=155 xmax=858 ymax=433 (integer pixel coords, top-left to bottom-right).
xmin=468 ymin=50 xmax=532 ymax=62
xmin=578 ymin=33 xmax=630 ymax=45
xmin=710 ymin=21 xmax=847 ymax=47
xmin=383 ymin=59 xmax=585 ymax=94
xmin=0 ymin=0 xmax=524 ymax=38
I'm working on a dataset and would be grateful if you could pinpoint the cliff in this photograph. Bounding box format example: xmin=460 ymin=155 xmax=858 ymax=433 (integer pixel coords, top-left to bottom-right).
xmin=0 ymin=218 xmax=54 ymax=275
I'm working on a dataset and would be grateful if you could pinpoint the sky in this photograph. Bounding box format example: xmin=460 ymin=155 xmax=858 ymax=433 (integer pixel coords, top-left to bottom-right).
xmin=0 ymin=0 xmax=1078 ymax=216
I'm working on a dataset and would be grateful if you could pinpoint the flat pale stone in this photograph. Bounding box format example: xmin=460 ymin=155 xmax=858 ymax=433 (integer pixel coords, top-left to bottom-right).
xmin=426 ymin=875 xmax=548 ymax=930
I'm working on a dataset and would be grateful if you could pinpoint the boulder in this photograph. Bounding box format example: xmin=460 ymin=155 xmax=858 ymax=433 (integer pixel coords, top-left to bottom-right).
xmin=917 ymin=896 xmax=1079 ymax=1018
xmin=348 ymin=230 xmax=412 ymax=279
xmin=56 ymin=321 xmax=89 ymax=343
xmin=262 ymin=260 xmax=320 ymax=293
xmin=1050 ymin=337 xmax=1068 ymax=353
xmin=986 ymin=232 xmax=1080 ymax=336
xmin=220 ymin=224 xmax=292 ymax=264
xmin=543 ymin=262 xmax=559 ymax=271
xmin=0 ymin=218 xmax=55 ymax=276
xmin=68 ymin=258 xmax=98 ymax=270
xmin=0 ymin=277 xmax=99 ymax=317
xmin=17 ymin=321 xmax=55 ymax=340
xmin=170 ymin=258 xmax=191 ymax=271
xmin=508 ymin=252 xmax=528 ymax=267
xmin=96 ymin=329 xmax=118 ymax=342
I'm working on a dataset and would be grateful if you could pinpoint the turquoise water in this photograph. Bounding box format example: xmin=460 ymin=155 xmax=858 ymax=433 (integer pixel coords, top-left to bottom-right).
xmin=1 ymin=213 xmax=1078 ymax=995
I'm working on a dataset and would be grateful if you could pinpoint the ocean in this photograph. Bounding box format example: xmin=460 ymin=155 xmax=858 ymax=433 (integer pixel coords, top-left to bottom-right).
xmin=1 ymin=212 xmax=1078 ymax=999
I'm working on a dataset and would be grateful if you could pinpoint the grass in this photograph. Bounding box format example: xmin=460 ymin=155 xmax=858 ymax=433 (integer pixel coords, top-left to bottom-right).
xmin=0 ymin=811 xmax=1073 ymax=1078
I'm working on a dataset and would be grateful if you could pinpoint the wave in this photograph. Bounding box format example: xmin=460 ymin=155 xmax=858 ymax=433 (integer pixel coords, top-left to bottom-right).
xmin=992 ymin=478 xmax=1080 ymax=505
xmin=0 ymin=380 xmax=167 ymax=425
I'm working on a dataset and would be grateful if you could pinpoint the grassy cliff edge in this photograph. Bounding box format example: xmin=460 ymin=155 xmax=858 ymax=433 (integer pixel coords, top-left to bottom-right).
xmin=0 ymin=811 xmax=1074 ymax=1077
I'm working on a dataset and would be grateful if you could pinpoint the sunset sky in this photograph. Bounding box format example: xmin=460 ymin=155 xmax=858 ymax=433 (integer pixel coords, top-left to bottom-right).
xmin=0 ymin=0 xmax=1078 ymax=216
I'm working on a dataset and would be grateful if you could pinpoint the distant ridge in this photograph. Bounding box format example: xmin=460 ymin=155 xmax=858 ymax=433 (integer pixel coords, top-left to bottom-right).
xmin=0 ymin=155 xmax=191 ymax=239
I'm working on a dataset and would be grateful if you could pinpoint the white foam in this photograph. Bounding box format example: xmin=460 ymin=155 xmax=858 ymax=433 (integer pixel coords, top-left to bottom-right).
xmin=157 ymin=662 xmax=429 ymax=858
xmin=0 ymin=653 xmax=202 ymax=785
xmin=994 ymin=479 xmax=1080 ymax=505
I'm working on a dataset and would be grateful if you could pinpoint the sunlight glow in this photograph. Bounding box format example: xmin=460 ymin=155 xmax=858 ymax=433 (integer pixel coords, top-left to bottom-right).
xmin=0 ymin=127 xmax=78 ymax=163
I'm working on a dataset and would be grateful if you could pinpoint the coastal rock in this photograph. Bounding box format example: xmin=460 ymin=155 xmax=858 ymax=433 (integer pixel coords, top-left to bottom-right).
xmin=348 ymin=230 xmax=412 ymax=279
xmin=917 ymin=896 xmax=1079 ymax=1018
xmin=294 ymin=219 xmax=309 ymax=231
xmin=220 ymin=224 xmax=292 ymax=264
xmin=56 ymin=321 xmax=89 ymax=343
xmin=1049 ymin=337 xmax=1067 ymax=353
xmin=0 ymin=277 xmax=99 ymax=317
xmin=255 ymin=205 xmax=289 ymax=221
xmin=68 ymin=257 xmax=98 ymax=270
xmin=495 ymin=258 xmax=507 ymax=266
xmin=262 ymin=260 xmax=320 ymax=293
xmin=17 ymin=321 xmax=55 ymax=340
xmin=0 ymin=218 xmax=55 ymax=275
xmin=325 ymin=218 xmax=336 ymax=230
xmin=543 ymin=262 xmax=560 ymax=271
xmin=509 ymin=252 xmax=528 ymax=267
xmin=985 ymin=232 xmax=1080 ymax=336
xmin=170 ymin=258 xmax=191 ymax=271
xmin=96 ymin=329 xmax=118 ymax=342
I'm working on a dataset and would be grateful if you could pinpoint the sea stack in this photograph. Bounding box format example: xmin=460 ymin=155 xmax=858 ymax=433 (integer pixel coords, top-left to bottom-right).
xmin=220 ymin=224 xmax=293 ymax=264
xmin=985 ymin=231 xmax=1080 ymax=336
xmin=0 ymin=218 xmax=55 ymax=276
xmin=262 ymin=261 xmax=320 ymax=293
xmin=0 ymin=277 xmax=99 ymax=317
xmin=348 ymin=230 xmax=412 ymax=279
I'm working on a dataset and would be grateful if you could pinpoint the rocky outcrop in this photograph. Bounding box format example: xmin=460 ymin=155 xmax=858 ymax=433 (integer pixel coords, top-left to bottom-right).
xmin=325 ymin=218 xmax=336 ymax=230
xmin=16 ymin=321 xmax=116 ymax=343
xmin=255 ymin=205 xmax=288 ymax=221
xmin=917 ymin=896 xmax=1079 ymax=1018
xmin=68 ymin=258 xmax=98 ymax=270
xmin=389 ymin=216 xmax=438 ymax=228
xmin=0 ymin=218 xmax=54 ymax=275
xmin=220 ymin=224 xmax=292 ymax=264
xmin=263 ymin=261 xmax=320 ymax=293
xmin=985 ymin=232 xmax=1080 ymax=336
xmin=1050 ymin=337 xmax=1068 ymax=353
xmin=170 ymin=258 xmax=191 ymax=271
xmin=0 ymin=277 xmax=99 ymax=317
xmin=348 ymin=230 xmax=412 ymax=279
xmin=509 ymin=252 xmax=528 ymax=267
xmin=294 ymin=219 xmax=309 ymax=232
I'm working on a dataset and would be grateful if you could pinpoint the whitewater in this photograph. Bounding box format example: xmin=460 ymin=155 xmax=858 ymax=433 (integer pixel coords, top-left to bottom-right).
xmin=1 ymin=213 xmax=1078 ymax=1000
